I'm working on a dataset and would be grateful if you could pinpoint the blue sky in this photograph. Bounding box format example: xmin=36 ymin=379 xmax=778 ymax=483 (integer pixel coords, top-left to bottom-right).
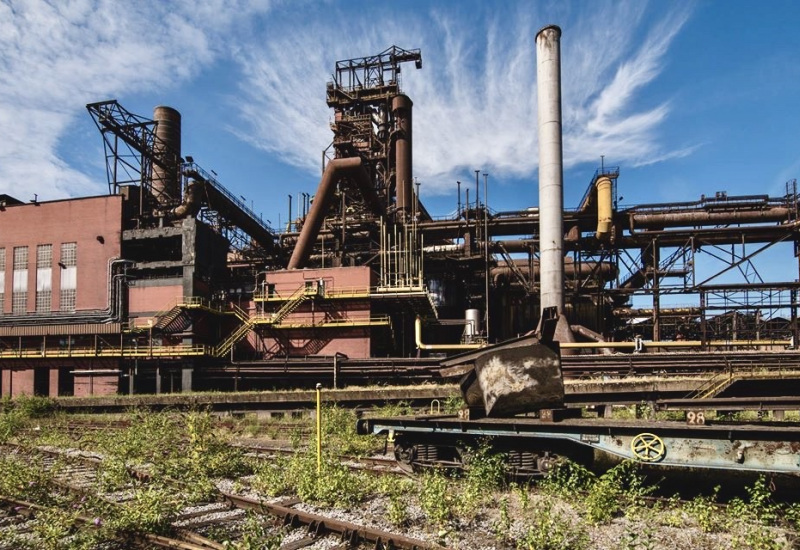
xmin=2 ymin=0 xmax=800 ymax=232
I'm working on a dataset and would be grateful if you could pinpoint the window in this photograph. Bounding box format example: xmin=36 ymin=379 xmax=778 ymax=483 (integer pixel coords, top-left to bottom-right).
xmin=60 ymin=243 xmax=77 ymax=312
xmin=12 ymin=246 xmax=28 ymax=314
xmin=0 ymin=248 xmax=5 ymax=315
xmin=36 ymin=244 xmax=52 ymax=313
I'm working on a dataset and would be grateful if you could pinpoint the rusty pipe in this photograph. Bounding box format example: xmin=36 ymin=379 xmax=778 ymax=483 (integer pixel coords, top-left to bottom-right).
xmin=152 ymin=106 xmax=181 ymax=205
xmin=393 ymin=95 xmax=413 ymax=218
xmin=288 ymin=157 xmax=367 ymax=269
xmin=169 ymin=178 xmax=202 ymax=219
xmin=559 ymin=339 xmax=792 ymax=350
xmin=492 ymin=260 xmax=616 ymax=285
xmin=629 ymin=207 xmax=790 ymax=229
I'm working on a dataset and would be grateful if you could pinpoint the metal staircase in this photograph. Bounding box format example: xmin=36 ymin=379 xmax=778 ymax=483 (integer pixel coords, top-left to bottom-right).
xmin=260 ymin=284 xmax=320 ymax=326
xmin=150 ymin=297 xmax=258 ymax=358
xmin=214 ymin=318 xmax=255 ymax=358
xmin=153 ymin=306 xmax=191 ymax=333
xmin=687 ymin=371 xmax=735 ymax=399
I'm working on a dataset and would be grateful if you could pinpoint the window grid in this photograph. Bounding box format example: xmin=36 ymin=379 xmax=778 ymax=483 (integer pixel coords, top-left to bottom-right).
xmin=36 ymin=244 xmax=53 ymax=313
xmin=13 ymin=246 xmax=27 ymax=270
xmin=60 ymin=242 xmax=77 ymax=312
xmin=60 ymin=289 xmax=76 ymax=312
xmin=36 ymin=291 xmax=51 ymax=312
xmin=12 ymin=293 xmax=25 ymax=314
xmin=60 ymin=243 xmax=76 ymax=267
xmin=37 ymin=244 xmax=52 ymax=268
xmin=12 ymin=246 xmax=27 ymax=314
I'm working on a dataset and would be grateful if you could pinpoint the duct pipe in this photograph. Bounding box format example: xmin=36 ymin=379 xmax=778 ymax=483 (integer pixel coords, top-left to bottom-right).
xmin=536 ymin=25 xmax=565 ymax=315
xmin=169 ymin=179 xmax=202 ymax=219
xmin=629 ymin=207 xmax=790 ymax=229
xmin=393 ymin=95 xmax=413 ymax=217
xmin=595 ymin=176 xmax=613 ymax=240
xmin=288 ymin=157 xmax=370 ymax=269
xmin=559 ymin=339 xmax=792 ymax=350
xmin=422 ymin=243 xmax=464 ymax=253
xmin=414 ymin=316 xmax=485 ymax=351
xmin=490 ymin=239 xmax=533 ymax=253
xmin=152 ymin=106 xmax=181 ymax=205
xmin=492 ymin=260 xmax=616 ymax=285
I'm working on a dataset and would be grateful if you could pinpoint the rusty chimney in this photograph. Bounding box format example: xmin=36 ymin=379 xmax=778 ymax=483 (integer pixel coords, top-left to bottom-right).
xmin=393 ymin=94 xmax=413 ymax=218
xmin=152 ymin=105 xmax=182 ymax=205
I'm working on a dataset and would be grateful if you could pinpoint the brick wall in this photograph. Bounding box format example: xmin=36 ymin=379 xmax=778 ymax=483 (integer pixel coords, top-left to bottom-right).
xmin=73 ymin=373 xmax=119 ymax=397
xmin=0 ymin=195 xmax=122 ymax=313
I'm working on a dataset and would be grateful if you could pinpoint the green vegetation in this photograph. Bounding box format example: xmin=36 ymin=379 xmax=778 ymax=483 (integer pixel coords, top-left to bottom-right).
xmin=0 ymin=396 xmax=797 ymax=549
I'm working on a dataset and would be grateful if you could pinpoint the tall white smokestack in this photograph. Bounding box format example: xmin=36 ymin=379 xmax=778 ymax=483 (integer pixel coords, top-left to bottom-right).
xmin=536 ymin=24 xmax=564 ymax=315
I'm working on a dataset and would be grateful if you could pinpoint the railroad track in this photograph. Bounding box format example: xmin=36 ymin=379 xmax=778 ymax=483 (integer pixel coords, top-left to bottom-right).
xmin=234 ymin=439 xmax=406 ymax=477
xmin=561 ymin=350 xmax=800 ymax=377
xmin=0 ymin=442 xmax=439 ymax=549
xmin=0 ymin=494 xmax=222 ymax=550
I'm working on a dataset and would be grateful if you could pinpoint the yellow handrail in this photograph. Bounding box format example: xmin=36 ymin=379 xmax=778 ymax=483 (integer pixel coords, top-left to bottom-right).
xmin=0 ymin=344 xmax=211 ymax=359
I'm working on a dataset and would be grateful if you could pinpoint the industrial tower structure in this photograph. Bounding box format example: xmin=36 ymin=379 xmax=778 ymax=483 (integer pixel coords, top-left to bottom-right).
xmin=0 ymin=40 xmax=798 ymax=398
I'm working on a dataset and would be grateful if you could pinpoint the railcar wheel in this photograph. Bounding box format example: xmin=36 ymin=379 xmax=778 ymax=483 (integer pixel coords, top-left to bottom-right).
xmin=393 ymin=438 xmax=416 ymax=474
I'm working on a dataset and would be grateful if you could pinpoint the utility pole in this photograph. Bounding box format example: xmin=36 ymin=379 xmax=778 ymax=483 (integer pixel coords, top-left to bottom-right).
xmin=483 ymin=172 xmax=489 ymax=340
xmin=457 ymin=181 xmax=461 ymax=217
xmin=474 ymin=170 xmax=480 ymax=239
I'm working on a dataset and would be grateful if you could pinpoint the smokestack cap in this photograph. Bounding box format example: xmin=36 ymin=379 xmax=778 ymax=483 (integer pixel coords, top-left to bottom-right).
xmin=153 ymin=105 xmax=181 ymax=115
xmin=535 ymin=24 xmax=562 ymax=41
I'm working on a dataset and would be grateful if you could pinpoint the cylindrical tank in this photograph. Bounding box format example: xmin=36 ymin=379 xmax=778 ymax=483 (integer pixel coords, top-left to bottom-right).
xmin=465 ymin=308 xmax=481 ymax=338
xmin=152 ymin=106 xmax=182 ymax=205
xmin=393 ymin=94 xmax=413 ymax=218
xmin=535 ymin=25 xmax=564 ymax=315
xmin=596 ymin=176 xmax=613 ymax=240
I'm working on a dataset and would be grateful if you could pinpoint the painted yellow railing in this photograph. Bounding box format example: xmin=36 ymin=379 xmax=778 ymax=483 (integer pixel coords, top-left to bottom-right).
xmin=0 ymin=344 xmax=210 ymax=359
xmin=251 ymin=314 xmax=391 ymax=329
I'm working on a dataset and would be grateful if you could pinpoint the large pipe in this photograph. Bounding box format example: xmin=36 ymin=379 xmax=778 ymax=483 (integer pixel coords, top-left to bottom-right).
xmin=492 ymin=260 xmax=616 ymax=285
xmin=559 ymin=339 xmax=792 ymax=350
xmin=393 ymin=95 xmax=413 ymax=217
xmin=536 ymin=25 xmax=564 ymax=315
xmin=415 ymin=316 xmax=485 ymax=351
xmin=169 ymin=178 xmax=202 ymax=219
xmin=288 ymin=157 xmax=371 ymax=269
xmin=629 ymin=207 xmax=790 ymax=229
xmin=152 ymin=106 xmax=181 ymax=205
xmin=596 ymin=176 xmax=613 ymax=240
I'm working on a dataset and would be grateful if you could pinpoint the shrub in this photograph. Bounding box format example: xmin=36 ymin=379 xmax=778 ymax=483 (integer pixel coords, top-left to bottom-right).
xmin=584 ymin=461 xmax=655 ymax=525
xmin=254 ymin=450 xmax=370 ymax=508
xmin=516 ymin=499 xmax=589 ymax=550
xmin=108 ymin=484 xmax=184 ymax=534
xmin=685 ymin=486 xmax=725 ymax=533
xmin=419 ymin=469 xmax=453 ymax=528
xmin=537 ymin=459 xmax=595 ymax=498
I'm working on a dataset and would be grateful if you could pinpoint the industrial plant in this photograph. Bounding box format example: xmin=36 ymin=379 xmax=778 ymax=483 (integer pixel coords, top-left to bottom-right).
xmin=1 ymin=29 xmax=799 ymax=398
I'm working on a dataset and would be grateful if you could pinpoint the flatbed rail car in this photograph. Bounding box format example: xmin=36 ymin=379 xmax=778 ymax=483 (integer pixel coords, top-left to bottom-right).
xmin=356 ymin=415 xmax=800 ymax=482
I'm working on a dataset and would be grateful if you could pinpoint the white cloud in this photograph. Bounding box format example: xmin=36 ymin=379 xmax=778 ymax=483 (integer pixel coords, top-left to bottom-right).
xmin=0 ymin=0 xmax=694 ymax=202
xmin=0 ymin=0 xmax=272 ymax=200
xmin=233 ymin=2 xmax=694 ymax=196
